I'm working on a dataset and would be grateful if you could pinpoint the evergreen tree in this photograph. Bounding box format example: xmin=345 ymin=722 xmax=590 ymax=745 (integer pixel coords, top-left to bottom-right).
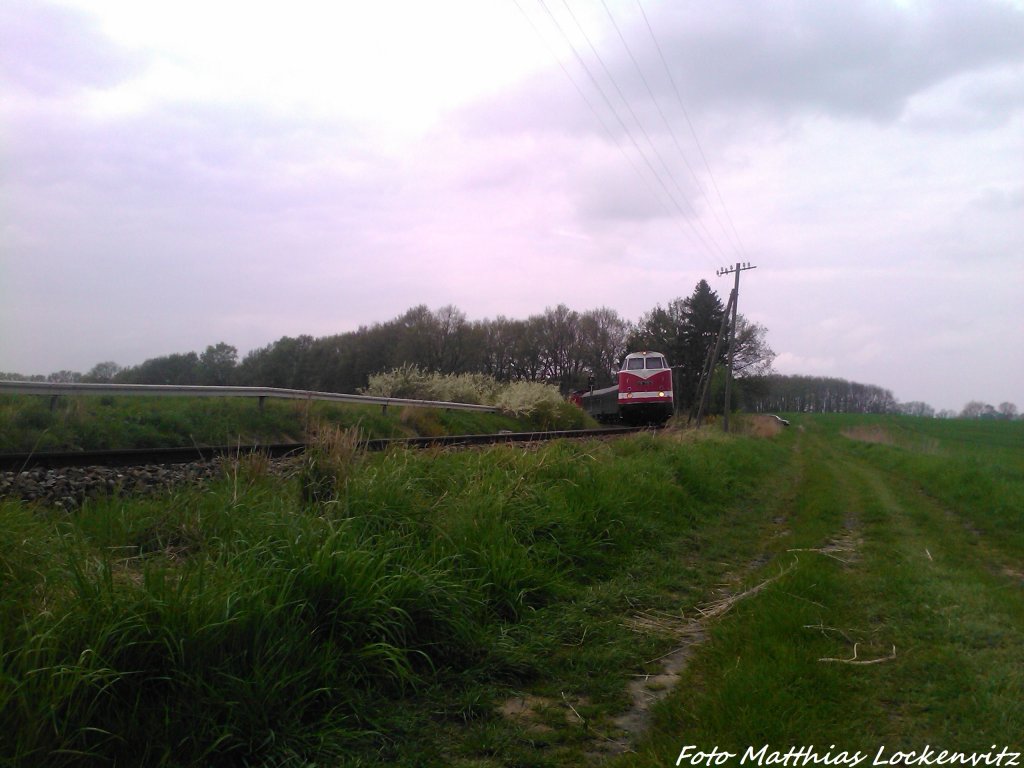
xmin=629 ymin=280 xmax=725 ymax=412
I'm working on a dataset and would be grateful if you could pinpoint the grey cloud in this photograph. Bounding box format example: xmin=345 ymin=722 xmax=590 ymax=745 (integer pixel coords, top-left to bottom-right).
xmin=2 ymin=1 xmax=1021 ymax=414
xmin=642 ymin=0 xmax=1024 ymax=120
xmin=466 ymin=0 xmax=1024 ymax=139
xmin=5 ymin=100 xmax=387 ymax=242
xmin=0 ymin=0 xmax=144 ymax=96
xmin=970 ymin=185 xmax=1024 ymax=214
xmin=958 ymin=66 xmax=1024 ymax=123
xmin=454 ymin=1 xmax=1024 ymax=232
xmin=575 ymin=176 xmax=673 ymax=223
xmin=2 ymin=90 xmax=412 ymax=372
xmin=899 ymin=64 xmax=1024 ymax=132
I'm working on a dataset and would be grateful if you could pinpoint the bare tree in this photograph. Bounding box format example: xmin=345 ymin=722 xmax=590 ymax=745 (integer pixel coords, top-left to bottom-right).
xmin=46 ymin=370 xmax=82 ymax=383
xmin=577 ymin=307 xmax=630 ymax=386
xmin=476 ymin=316 xmax=518 ymax=381
xmin=730 ymin=316 xmax=776 ymax=378
xmin=537 ymin=304 xmax=581 ymax=387
xmin=510 ymin=316 xmax=546 ymax=381
xmin=432 ymin=305 xmax=469 ymax=373
xmin=998 ymin=402 xmax=1019 ymax=420
xmin=960 ymin=401 xmax=988 ymax=419
xmin=83 ymin=361 xmax=121 ymax=383
xmin=899 ymin=401 xmax=935 ymax=418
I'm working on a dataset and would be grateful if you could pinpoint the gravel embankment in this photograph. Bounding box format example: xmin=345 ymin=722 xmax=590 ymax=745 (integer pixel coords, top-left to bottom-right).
xmin=0 ymin=458 xmax=296 ymax=510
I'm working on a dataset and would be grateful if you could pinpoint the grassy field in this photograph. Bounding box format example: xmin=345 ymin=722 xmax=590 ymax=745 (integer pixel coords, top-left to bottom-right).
xmin=0 ymin=414 xmax=1021 ymax=766
xmin=0 ymin=393 xmax=590 ymax=453
xmin=620 ymin=414 xmax=1024 ymax=766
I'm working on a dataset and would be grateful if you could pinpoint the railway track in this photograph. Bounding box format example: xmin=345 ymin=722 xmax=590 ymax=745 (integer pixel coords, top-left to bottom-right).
xmin=1 ymin=427 xmax=657 ymax=508
xmin=0 ymin=426 xmax=649 ymax=472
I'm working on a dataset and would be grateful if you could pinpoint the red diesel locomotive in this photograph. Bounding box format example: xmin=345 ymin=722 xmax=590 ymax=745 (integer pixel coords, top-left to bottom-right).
xmin=575 ymin=351 xmax=674 ymax=425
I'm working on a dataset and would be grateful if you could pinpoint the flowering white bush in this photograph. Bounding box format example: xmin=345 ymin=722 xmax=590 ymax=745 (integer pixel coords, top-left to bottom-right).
xmin=492 ymin=381 xmax=565 ymax=418
xmin=362 ymin=366 xmax=565 ymax=418
xmin=361 ymin=363 xmax=433 ymax=400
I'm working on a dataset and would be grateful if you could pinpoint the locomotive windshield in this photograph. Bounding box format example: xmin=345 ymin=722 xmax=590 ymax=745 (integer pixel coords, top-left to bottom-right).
xmin=623 ymin=354 xmax=668 ymax=370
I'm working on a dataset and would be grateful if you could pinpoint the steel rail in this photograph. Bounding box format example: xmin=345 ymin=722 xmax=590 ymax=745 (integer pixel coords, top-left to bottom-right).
xmin=0 ymin=381 xmax=499 ymax=413
xmin=0 ymin=427 xmax=650 ymax=471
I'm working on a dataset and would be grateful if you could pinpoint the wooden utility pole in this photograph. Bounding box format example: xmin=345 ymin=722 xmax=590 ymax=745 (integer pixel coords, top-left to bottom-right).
xmin=716 ymin=262 xmax=756 ymax=432
xmin=692 ymin=289 xmax=735 ymax=428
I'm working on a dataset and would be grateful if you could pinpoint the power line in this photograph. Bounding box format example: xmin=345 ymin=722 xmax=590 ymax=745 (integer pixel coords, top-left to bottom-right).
xmin=598 ymin=0 xmax=742 ymax=268
xmin=557 ymin=0 xmax=727 ymax=261
xmin=510 ymin=0 xmax=713 ymax=248
xmin=513 ymin=0 xmax=750 ymax=272
xmin=528 ymin=0 xmax=727 ymax=265
xmin=635 ymin=0 xmax=748 ymax=259
xmin=552 ymin=0 xmax=729 ymax=264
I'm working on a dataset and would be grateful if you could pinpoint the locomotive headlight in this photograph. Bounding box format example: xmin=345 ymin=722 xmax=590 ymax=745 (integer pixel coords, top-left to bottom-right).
xmin=626 ymin=392 xmax=632 ymax=399
xmin=658 ymin=391 xmax=665 ymax=397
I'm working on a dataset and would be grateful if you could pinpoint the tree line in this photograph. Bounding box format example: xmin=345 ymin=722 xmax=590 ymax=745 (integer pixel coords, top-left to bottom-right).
xmin=748 ymin=374 xmax=899 ymax=415
xmin=744 ymin=376 xmax=1018 ymax=419
xmin=4 ymin=281 xmax=778 ymax=414
xmin=4 ymin=279 xmax=1015 ymax=419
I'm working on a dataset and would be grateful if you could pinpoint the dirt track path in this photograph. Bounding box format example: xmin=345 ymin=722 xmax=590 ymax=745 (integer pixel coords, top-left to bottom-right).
xmin=612 ymin=426 xmax=1024 ymax=765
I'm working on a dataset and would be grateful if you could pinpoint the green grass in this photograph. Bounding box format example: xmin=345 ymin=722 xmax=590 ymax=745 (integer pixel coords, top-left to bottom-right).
xmin=2 ymin=415 xmax=1021 ymax=766
xmin=0 ymin=394 xmax=588 ymax=453
xmin=617 ymin=415 xmax=1024 ymax=765
xmin=0 ymin=427 xmax=793 ymax=766
xmin=840 ymin=415 xmax=1024 ymax=552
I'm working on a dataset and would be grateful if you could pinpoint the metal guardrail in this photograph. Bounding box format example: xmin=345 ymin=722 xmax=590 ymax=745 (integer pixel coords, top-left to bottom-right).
xmin=0 ymin=381 xmax=500 ymax=413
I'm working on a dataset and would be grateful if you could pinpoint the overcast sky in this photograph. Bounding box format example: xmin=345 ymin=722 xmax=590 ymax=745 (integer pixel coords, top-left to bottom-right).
xmin=2 ymin=0 xmax=1021 ymax=412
